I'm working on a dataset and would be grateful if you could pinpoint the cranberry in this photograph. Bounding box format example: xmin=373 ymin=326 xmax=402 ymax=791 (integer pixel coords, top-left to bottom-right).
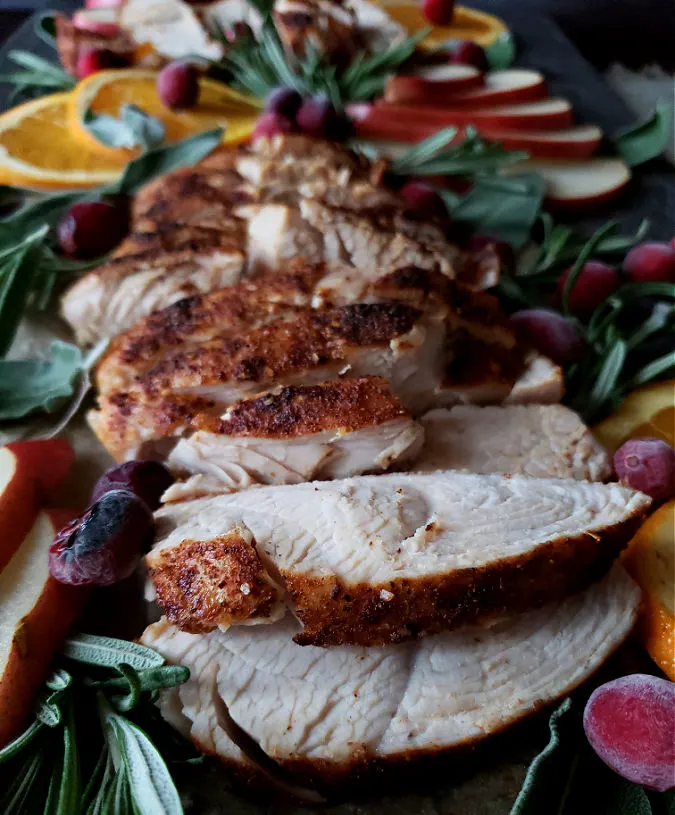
xmin=49 ymin=490 xmax=154 ymax=586
xmin=623 ymin=242 xmax=675 ymax=284
xmin=399 ymin=181 xmax=446 ymax=220
xmin=76 ymin=47 xmax=129 ymax=80
xmin=510 ymin=308 xmax=584 ymax=365
xmin=91 ymin=460 xmax=174 ymax=510
xmin=157 ymin=62 xmax=200 ymax=111
xmin=296 ymin=96 xmax=350 ymax=140
xmin=265 ymin=87 xmax=303 ymax=120
xmin=422 ymin=0 xmax=455 ymax=25
xmin=57 ymin=200 xmax=128 ymax=259
xmin=584 ymin=675 xmax=675 ymax=792
xmin=613 ymin=438 xmax=674 ymax=502
xmin=251 ymin=111 xmax=295 ymax=141
xmin=557 ymin=260 xmax=621 ymax=316
xmin=451 ymin=41 xmax=488 ymax=71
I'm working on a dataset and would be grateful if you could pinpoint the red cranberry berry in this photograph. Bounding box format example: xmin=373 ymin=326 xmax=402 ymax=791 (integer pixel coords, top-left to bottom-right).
xmin=49 ymin=490 xmax=154 ymax=586
xmin=451 ymin=40 xmax=488 ymax=71
xmin=296 ymin=96 xmax=349 ymax=140
xmin=157 ymin=61 xmax=200 ymax=110
xmin=613 ymin=438 xmax=675 ymax=502
xmin=265 ymin=87 xmax=303 ymax=120
xmin=251 ymin=111 xmax=295 ymax=141
xmin=399 ymin=181 xmax=446 ymax=220
xmin=557 ymin=260 xmax=621 ymax=316
xmin=57 ymin=200 xmax=128 ymax=259
xmin=623 ymin=242 xmax=675 ymax=284
xmin=76 ymin=47 xmax=129 ymax=80
xmin=91 ymin=460 xmax=174 ymax=510
xmin=510 ymin=308 xmax=584 ymax=365
xmin=422 ymin=0 xmax=455 ymax=26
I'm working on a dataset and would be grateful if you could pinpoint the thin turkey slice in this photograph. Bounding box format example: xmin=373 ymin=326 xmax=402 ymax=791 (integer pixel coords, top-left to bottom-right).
xmin=147 ymin=471 xmax=650 ymax=645
xmin=162 ymin=377 xmax=423 ymax=494
xmin=417 ymin=404 xmax=611 ymax=480
xmin=141 ymin=565 xmax=640 ymax=785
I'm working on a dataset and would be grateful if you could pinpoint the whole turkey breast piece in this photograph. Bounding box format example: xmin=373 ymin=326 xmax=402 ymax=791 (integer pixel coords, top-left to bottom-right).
xmin=141 ymin=565 xmax=640 ymax=784
xmin=147 ymin=471 xmax=650 ymax=645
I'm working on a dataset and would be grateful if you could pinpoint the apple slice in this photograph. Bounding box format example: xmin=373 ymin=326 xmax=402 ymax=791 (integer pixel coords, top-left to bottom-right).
xmin=386 ymin=68 xmax=546 ymax=107
xmin=504 ymin=158 xmax=631 ymax=209
xmin=385 ymin=64 xmax=484 ymax=104
xmin=85 ymin=0 xmax=123 ymax=9
xmin=481 ymin=125 xmax=603 ymax=159
xmin=373 ymin=98 xmax=575 ymax=131
xmin=0 ymin=440 xmax=74 ymax=575
xmin=0 ymin=509 xmax=87 ymax=746
xmin=72 ymin=7 xmax=123 ymax=36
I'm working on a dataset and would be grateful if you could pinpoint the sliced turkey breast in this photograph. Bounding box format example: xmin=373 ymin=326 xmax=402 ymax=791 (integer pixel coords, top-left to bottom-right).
xmin=147 ymin=471 xmax=650 ymax=645
xmin=417 ymin=405 xmax=612 ymax=480
xmin=141 ymin=565 xmax=640 ymax=785
xmin=243 ymin=203 xmax=325 ymax=274
xmin=506 ymin=352 xmax=565 ymax=404
xmin=61 ymin=218 xmax=248 ymax=345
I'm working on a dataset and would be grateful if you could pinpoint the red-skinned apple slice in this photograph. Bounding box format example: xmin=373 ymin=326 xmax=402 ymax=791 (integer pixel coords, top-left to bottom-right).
xmin=72 ymin=8 xmax=122 ymax=36
xmin=385 ymin=64 xmax=484 ymax=104
xmin=0 ymin=509 xmax=87 ymax=747
xmin=504 ymin=158 xmax=631 ymax=209
xmin=483 ymin=125 xmax=603 ymax=159
xmin=386 ymin=68 xmax=547 ymax=107
xmin=85 ymin=0 xmax=123 ymax=9
xmin=372 ymin=98 xmax=574 ymax=131
xmin=0 ymin=440 xmax=75 ymax=575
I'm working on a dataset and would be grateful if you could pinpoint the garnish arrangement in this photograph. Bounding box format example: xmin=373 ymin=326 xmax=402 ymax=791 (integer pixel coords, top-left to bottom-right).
xmin=0 ymin=0 xmax=673 ymax=812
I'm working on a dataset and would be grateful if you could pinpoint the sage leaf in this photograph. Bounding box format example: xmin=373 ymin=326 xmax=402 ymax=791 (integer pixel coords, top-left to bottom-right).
xmin=0 ymin=341 xmax=85 ymax=421
xmin=615 ymin=102 xmax=673 ymax=167
xmin=89 ymin=665 xmax=190 ymax=695
xmin=0 ymin=229 xmax=47 ymax=356
xmin=449 ymin=173 xmax=546 ymax=248
xmin=35 ymin=12 xmax=58 ymax=46
xmin=486 ymin=31 xmax=516 ymax=70
xmin=54 ymin=706 xmax=80 ymax=815
xmin=114 ymin=127 xmax=224 ymax=195
xmin=63 ymin=633 xmax=166 ymax=670
xmin=85 ymin=104 xmax=166 ymax=151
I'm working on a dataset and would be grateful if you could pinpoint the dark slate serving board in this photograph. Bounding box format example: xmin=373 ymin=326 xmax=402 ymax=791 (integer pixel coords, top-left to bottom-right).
xmin=0 ymin=5 xmax=672 ymax=814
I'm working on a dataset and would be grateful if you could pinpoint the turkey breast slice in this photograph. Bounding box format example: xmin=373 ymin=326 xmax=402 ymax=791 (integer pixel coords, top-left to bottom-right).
xmin=146 ymin=471 xmax=650 ymax=645
xmin=140 ymin=565 xmax=640 ymax=784
xmin=417 ymin=404 xmax=612 ymax=480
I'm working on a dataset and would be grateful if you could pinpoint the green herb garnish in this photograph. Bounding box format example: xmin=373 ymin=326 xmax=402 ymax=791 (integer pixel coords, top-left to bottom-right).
xmin=84 ymin=105 xmax=167 ymax=152
xmin=0 ymin=635 xmax=195 ymax=815
xmin=0 ymin=50 xmax=75 ymax=105
xmin=486 ymin=31 xmax=516 ymax=71
xmin=615 ymin=102 xmax=673 ymax=168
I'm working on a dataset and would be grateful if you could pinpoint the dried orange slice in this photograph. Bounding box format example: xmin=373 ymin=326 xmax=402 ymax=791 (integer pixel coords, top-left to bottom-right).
xmin=69 ymin=70 xmax=261 ymax=158
xmin=0 ymin=93 xmax=127 ymax=189
xmin=374 ymin=2 xmax=508 ymax=48
xmin=624 ymin=500 xmax=675 ymax=679
xmin=593 ymin=380 xmax=675 ymax=453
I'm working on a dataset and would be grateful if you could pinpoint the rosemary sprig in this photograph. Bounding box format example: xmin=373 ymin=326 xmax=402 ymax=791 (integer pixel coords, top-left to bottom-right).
xmin=0 ymin=635 xmax=195 ymax=815
xmin=0 ymin=50 xmax=75 ymax=105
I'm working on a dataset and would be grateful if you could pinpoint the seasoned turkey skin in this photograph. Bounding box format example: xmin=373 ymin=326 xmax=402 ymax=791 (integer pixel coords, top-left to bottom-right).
xmin=146 ymin=471 xmax=650 ymax=645
xmin=141 ymin=566 xmax=640 ymax=786
xmin=417 ymin=404 xmax=612 ymax=480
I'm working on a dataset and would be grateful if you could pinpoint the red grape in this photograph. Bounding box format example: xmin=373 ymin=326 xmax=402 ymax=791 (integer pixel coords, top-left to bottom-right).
xmin=399 ymin=181 xmax=446 ymax=220
xmin=57 ymin=200 xmax=128 ymax=259
xmin=75 ymin=47 xmax=129 ymax=79
xmin=509 ymin=309 xmax=584 ymax=365
xmin=584 ymin=674 xmax=675 ymax=792
xmin=251 ymin=111 xmax=295 ymax=141
xmin=422 ymin=0 xmax=455 ymax=25
xmin=296 ymin=96 xmax=349 ymax=140
xmin=451 ymin=41 xmax=488 ymax=71
xmin=91 ymin=460 xmax=174 ymax=510
xmin=157 ymin=62 xmax=200 ymax=110
xmin=623 ymin=241 xmax=675 ymax=284
xmin=265 ymin=87 xmax=302 ymax=119
xmin=49 ymin=490 xmax=154 ymax=586
xmin=557 ymin=260 xmax=621 ymax=316
xmin=613 ymin=438 xmax=674 ymax=502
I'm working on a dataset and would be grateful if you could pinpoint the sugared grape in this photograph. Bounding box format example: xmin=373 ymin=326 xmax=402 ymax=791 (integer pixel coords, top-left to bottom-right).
xmin=584 ymin=674 xmax=675 ymax=792
xmin=451 ymin=41 xmax=488 ymax=71
xmin=157 ymin=62 xmax=200 ymax=110
xmin=623 ymin=242 xmax=675 ymax=284
xmin=613 ymin=438 xmax=674 ymax=502
xmin=295 ymin=96 xmax=349 ymax=140
xmin=265 ymin=87 xmax=302 ymax=119
xmin=57 ymin=200 xmax=128 ymax=259
xmin=509 ymin=308 xmax=584 ymax=365
xmin=422 ymin=0 xmax=455 ymax=25
xmin=399 ymin=181 xmax=446 ymax=220
xmin=75 ymin=47 xmax=129 ymax=80
xmin=251 ymin=111 xmax=295 ymax=141
xmin=49 ymin=490 xmax=154 ymax=586
xmin=557 ymin=260 xmax=620 ymax=316
xmin=91 ymin=460 xmax=174 ymax=510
